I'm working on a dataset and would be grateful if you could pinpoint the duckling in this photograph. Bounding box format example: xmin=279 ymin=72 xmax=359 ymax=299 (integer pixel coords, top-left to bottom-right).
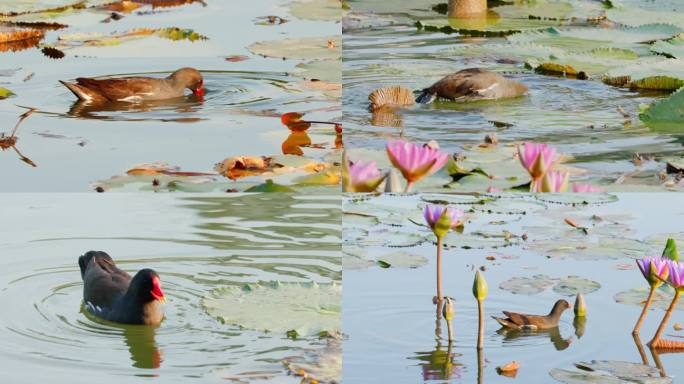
xmin=416 ymin=68 xmax=528 ymax=104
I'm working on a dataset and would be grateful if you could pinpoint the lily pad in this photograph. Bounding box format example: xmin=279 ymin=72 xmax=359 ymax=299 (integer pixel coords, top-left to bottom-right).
xmin=525 ymin=237 xmax=651 ymax=260
xmin=376 ymin=251 xmax=428 ymax=268
xmin=550 ymin=360 xmax=672 ymax=383
xmin=289 ymin=0 xmax=340 ymax=21
xmin=614 ymin=286 xmax=682 ymax=311
xmin=499 ymin=275 xmax=600 ymax=295
xmin=651 ymin=33 xmax=684 ymax=59
xmin=202 ymin=281 xmax=341 ymax=337
xmin=535 ymin=193 xmax=619 ymax=205
xmin=604 ymin=58 xmax=684 ymax=91
xmin=245 ymin=180 xmax=295 ymax=192
xmin=552 ymin=276 xmax=601 ymax=296
xmin=443 ymin=230 xmax=520 ymax=249
xmin=640 ymin=87 xmax=684 ymax=128
xmin=248 ymin=36 xmax=341 ymax=61
xmin=361 ymin=229 xmax=427 ymax=247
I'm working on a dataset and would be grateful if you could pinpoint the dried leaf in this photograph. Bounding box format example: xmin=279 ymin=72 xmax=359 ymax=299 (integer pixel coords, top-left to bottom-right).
xmin=497 ymin=361 xmax=520 ymax=377
xmin=368 ymin=86 xmax=415 ymax=111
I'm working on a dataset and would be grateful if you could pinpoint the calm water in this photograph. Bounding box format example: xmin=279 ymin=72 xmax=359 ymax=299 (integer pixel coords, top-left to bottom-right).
xmin=0 ymin=0 xmax=340 ymax=191
xmin=342 ymin=1 xmax=683 ymax=190
xmin=343 ymin=193 xmax=684 ymax=383
xmin=0 ymin=193 xmax=341 ymax=383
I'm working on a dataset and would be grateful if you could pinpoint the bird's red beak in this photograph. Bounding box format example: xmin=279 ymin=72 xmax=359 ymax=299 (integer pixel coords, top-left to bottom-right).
xmin=151 ymin=276 xmax=166 ymax=303
xmin=193 ymin=80 xmax=205 ymax=97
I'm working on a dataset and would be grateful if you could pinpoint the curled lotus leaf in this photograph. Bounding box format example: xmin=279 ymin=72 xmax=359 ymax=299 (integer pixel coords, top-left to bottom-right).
xmin=202 ymin=281 xmax=341 ymax=337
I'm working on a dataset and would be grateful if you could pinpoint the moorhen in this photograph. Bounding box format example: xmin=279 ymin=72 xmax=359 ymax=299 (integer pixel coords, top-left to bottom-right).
xmin=492 ymin=299 xmax=570 ymax=330
xmin=60 ymin=67 xmax=204 ymax=103
xmin=415 ymin=68 xmax=528 ymax=104
xmin=79 ymin=250 xmax=165 ymax=325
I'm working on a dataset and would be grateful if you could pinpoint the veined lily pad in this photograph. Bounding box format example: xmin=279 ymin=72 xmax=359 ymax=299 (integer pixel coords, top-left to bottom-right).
xmin=500 ymin=275 xmax=600 ymax=295
xmin=248 ymin=36 xmax=341 ymax=61
xmin=614 ymin=286 xmax=682 ymax=311
xmin=550 ymin=360 xmax=672 ymax=383
xmin=289 ymin=0 xmax=340 ymax=21
xmin=640 ymin=87 xmax=684 ymax=128
xmin=202 ymin=281 xmax=341 ymax=337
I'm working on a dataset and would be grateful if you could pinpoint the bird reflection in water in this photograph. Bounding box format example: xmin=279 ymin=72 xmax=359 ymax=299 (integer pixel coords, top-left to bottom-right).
xmin=496 ymin=325 xmax=574 ymax=351
xmin=66 ymin=96 xmax=204 ymax=123
xmin=1 ymin=107 xmax=36 ymax=167
xmin=123 ymin=324 xmax=163 ymax=370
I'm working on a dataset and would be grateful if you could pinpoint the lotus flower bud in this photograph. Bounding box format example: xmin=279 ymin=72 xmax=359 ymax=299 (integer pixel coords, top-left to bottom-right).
xmin=574 ymin=293 xmax=586 ymax=317
xmin=472 ymin=270 xmax=488 ymax=301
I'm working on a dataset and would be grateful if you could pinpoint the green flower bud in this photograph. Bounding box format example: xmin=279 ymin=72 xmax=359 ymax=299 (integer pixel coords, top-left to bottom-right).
xmin=472 ymin=271 xmax=488 ymax=301
xmin=574 ymin=293 xmax=586 ymax=317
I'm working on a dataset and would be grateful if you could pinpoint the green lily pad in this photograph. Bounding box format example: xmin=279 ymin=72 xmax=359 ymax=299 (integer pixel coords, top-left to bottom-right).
xmin=442 ymin=230 xmax=520 ymax=249
xmin=651 ymin=33 xmax=684 ymax=59
xmin=0 ymin=87 xmax=14 ymax=99
xmin=245 ymin=180 xmax=295 ymax=192
xmin=606 ymin=0 xmax=684 ymax=29
xmin=289 ymin=0 xmax=340 ymax=21
xmin=248 ymin=36 xmax=341 ymax=61
xmin=550 ymin=360 xmax=672 ymax=383
xmin=361 ymin=229 xmax=428 ymax=247
xmin=640 ymin=87 xmax=684 ymax=128
xmin=419 ymin=193 xmax=492 ymax=205
xmin=604 ymin=58 xmax=684 ymax=91
xmin=202 ymin=281 xmax=341 ymax=337
xmin=534 ymin=193 xmax=619 ymax=205
xmin=614 ymin=286 xmax=682 ymax=311
xmin=499 ymin=275 xmax=600 ymax=295
xmin=525 ymin=237 xmax=650 ymax=260
xmin=499 ymin=274 xmax=555 ymax=295
xmin=552 ymin=276 xmax=601 ymax=296
xmin=292 ymin=60 xmax=341 ymax=83
xmin=376 ymin=251 xmax=428 ymax=268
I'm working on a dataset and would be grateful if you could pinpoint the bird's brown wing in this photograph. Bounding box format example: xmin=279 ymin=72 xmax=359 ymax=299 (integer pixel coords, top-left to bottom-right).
xmin=75 ymin=77 xmax=161 ymax=101
xmin=82 ymin=253 xmax=131 ymax=308
xmin=502 ymin=310 xmax=535 ymax=326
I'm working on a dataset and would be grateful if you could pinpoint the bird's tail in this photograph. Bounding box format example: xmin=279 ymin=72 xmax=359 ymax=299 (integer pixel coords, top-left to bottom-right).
xmin=59 ymin=80 xmax=90 ymax=101
xmin=78 ymin=251 xmax=113 ymax=278
xmin=415 ymin=89 xmax=436 ymax=104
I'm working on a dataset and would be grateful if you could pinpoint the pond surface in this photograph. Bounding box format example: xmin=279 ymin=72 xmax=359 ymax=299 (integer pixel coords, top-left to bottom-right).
xmin=343 ymin=193 xmax=684 ymax=383
xmin=0 ymin=0 xmax=340 ymax=192
xmin=0 ymin=193 xmax=341 ymax=383
xmin=342 ymin=0 xmax=684 ymax=191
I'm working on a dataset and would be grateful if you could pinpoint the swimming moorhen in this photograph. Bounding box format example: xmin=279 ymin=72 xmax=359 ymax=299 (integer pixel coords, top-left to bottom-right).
xmin=492 ymin=299 xmax=570 ymax=330
xmin=79 ymin=251 xmax=165 ymax=325
xmin=416 ymin=68 xmax=528 ymax=103
xmin=60 ymin=67 xmax=204 ymax=103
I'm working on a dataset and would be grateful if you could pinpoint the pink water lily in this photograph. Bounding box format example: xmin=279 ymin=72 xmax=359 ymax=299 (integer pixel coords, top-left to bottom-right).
xmin=518 ymin=142 xmax=557 ymax=180
xmin=650 ymin=261 xmax=684 ymax=347
xmin=636 ymin=257 xmax=671 ymax=287
xmin=386 ymin=140 xmax=449 ymax=192
xmin=572 ymin=183 xmax=603 ymax=193
xmin=423 ymin=204 xmax=465 ymax=305
xmin=533 ymin=170 xmax=569 ymax=192
xmin=423 ymin=204 xmax=465 ymax=235
xmin=342 ymin=155 xmax=385 ymax=192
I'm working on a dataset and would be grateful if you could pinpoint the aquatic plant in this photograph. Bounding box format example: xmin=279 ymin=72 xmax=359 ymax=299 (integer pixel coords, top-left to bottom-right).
xmin=517 ymin=142 xmax=556 ymax=192
xmin=386 ymin=139 xmax=449 ymax=192
xmin=342 ymin=153 xmax=386 ymax=192
xmin=442 ymin=296 xmax=455 ymax=341
xmin=424 ymin=204 xmax=464 ymax=302
xmin=472 ymin=270 xmax=488 ymax=350
xmin=649 ymin=260 xmax=684 ymax=349
xmin=633 ymin=256 xmax=671 ymax=335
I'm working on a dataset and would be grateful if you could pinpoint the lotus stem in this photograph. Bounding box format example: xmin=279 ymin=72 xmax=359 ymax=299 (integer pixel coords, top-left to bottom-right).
xmin=648 ymin=344 xmax=667 ymax=378
xmin=477 ymin=298 xmax=484 ymax=350
xmin=435 ymin=301 xmax=442 ymax=339
xmin=632 ymin=333 xmax=649 ymax=366
xmin=649 ymin=290 xmax=681 ymax=346
xmin=476 ymin=346 xmax=484 ymax=384
xmin=633 ymin=285 xmax=657 ymax=335
xmin=446 ymin=316 xmax=454 ymax=342
xmin=405 ymin=181 xmax=414 ymax=193
xmin=436 ymin=238 xmax=443 ymax=303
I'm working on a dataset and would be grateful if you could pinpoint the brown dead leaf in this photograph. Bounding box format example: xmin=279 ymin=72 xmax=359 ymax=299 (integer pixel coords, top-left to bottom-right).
xmin=496 ymin=361 xmax=519 ymax=377
xmin=564 ymin=218 xmax=580 ymax=228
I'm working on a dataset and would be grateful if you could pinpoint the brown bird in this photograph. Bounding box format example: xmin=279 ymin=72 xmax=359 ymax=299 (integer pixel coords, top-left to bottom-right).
xmin=60 ymin=67 xmax=204 ymax=103
xmin=492 ymin=299 xmax=570 ymax=330
xmin=79 ymin=250 xmax=166 ymax=325
xmin=416 ymin=68 xmax=528 ymax=104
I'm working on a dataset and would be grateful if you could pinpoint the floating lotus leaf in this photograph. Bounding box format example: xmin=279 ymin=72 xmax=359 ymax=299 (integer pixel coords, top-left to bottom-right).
xmin=202 ymin=281 xmax=341 ymax=337
xmin=534 ymin=193 xmax=619 ymax=205
xmin=376 ymin=251 xmax=428 ymax=268
xmin=499 ymin=274 xmax=555 ymax=295
xmin=342 ymin=246 xmax=374 ymax=270
xmin=442 ymin=230 xmax=520 ymax=249
xmin=342 ymin=227 xmax=368 ymax=245
xmin=293 ymin=60 xmax=341 ymax=83
xmin=614 ymin=286 xmax=682 ymax=311
xmin=472 ymin=198 xmax=547 ymax=215
xmin=245 ymin=180 xmax=295 ymax=192
xmin=651 ymin=33 xmax=684 ymax=59
xmin=344 ymin=213 xmax=379 ymax=229
xmin=552 ymin=276 xmax=601 ymax=296
xmin=419 ymin=193 xmax=492 ymax=205
xmin=248 ymin=36 xmax=341 ymax=61
xmin=640 ymin=87 xmax=684 ymax=129
xmin=361 ymin=229 xmax=428 ymax=247
xmin=283 ymin=338 xmax=341 ymax=384
xmin=525 ymin=237 xmax=650 ymax=260
xmin=550 ymin=360 xmax=672 ymax=383
xmin=500 ymin=275 xmax=600 ymax=295
xmin=604 ymin=58 xmax=684 ymax=91
xmin=508 ymin=24 xmax=682 ymax=51
xmin=606 ymin=0 xmax=684 ymax=29
xmin=289 ymin=0 xmax=340 ymax=21
xmin=0 ymin=0 xmax=110 ymax=15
